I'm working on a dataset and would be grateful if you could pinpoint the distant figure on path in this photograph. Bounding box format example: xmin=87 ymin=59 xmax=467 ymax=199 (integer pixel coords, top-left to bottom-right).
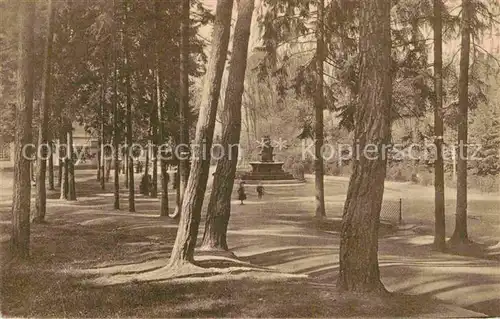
xmin=256 ymin=182 xmax=264 ymax=199
xmin=237 ymin=181 xmax=246 ymax=205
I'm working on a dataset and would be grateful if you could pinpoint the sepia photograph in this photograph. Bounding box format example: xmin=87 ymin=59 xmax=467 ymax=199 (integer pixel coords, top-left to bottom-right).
xmin=0 ymin=0 xmax=499 ymax=317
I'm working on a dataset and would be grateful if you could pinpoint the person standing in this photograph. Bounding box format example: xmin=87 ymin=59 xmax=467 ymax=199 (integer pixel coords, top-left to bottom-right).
xmin=237 ymin=181 xmax=246 ymax=205
xmin=256 ymin=182 xmax=264 ymax=199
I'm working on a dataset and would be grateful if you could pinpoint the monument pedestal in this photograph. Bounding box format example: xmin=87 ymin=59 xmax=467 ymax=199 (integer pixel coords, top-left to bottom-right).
xmin=240 ymin=135 xmax=298 ymax=183
xmin=241 ymin=161 xmax=295 ymax=181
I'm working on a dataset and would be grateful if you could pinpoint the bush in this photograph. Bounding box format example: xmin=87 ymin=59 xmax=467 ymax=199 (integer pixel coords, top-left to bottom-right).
xmin=468 ymin=175 xmax=499 ymax=193
xmin=324 ymin=161 xmax=341 ymax=176
xmin=418 ymin=171 xmax=434 ymax=186
xmin=291 ymin=162 xmax=306 ymax=181
xmin=283 ymin=155 xmax=314 ymax=175
xmin=386 ymin=164 xmax=409 ymax=182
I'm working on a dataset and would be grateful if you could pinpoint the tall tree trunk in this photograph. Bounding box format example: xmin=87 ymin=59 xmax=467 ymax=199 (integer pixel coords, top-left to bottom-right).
xmin=105 ymin=158 xmax=111 ymax=182
xmin=99 ymin=136 xmax=105 ymax=191
xmin=59 ymin=128 xmax=69 ymax=200
xmin=151 ymin=143 xmax=158 ymax=197
xmin=175 ymin=0 xmax=191 ymax=216
xmin=100 ymin=61 xmax=107 ymax=190
xmin=67 ymin=129 xmax=76 ymax=200
xmin=150 ymin=100 xmax=157 ymax=198
xmin=112 ymin=0 xmax=120 ymax=210
xmin=123 ymin=0 xmax=135 ymax=212
xmin=124 ymin=152 xmax=129 ymax=186
xmin=337 ymin=0 xmax=392 ymax=293
xmin=11 ymin=0 xmax=35 ymax=258
xmin=156 ymin=71 xmax=168 ymax=216
xmin=243 ymin=103 xmax=252 ymax=153
xmin=97 ymin=139 xmax=101 ymax=181
xmin=314 ymin=0 xmax=326 ymax=218
xmin=47 ymin=140 xmax=55 ymax=190
xmin=34 ymin=0 xmax=54 ymax=223
xmin=149 ymin=3 xmax=159 ymax=199
xmin=142 ymin=140 xmax=150 ymax=195
xmin=58 ymin=158 xmax=63 ymax=188
xmin=450 ymin=0 xmax=471 ymax=245
xmin=57 ymin=123 xmax=62 ymax=188
xmin=144 ymin=138 xmax=150 ymax=190
xmin=154 ymin=0 xmax=168 ymax=215
xmin=160 ymin=160 xmax=169 ymax=216
xmin=175 ymin=169 xmax=180 ymax=206
xmin=57 ymin=129 xmax=64 ymax=189
xmin=201 ymin=0 xmax=254 ymax=252
xmin=99 ymin=136 xmax=105 ymax=190
xmin=433 ymin=0 xmax=446 ymax=251
xmin=409 ymin=22 xmax=422 ymax=182
xmin=167 ymin=0 xmax=234 ymax=266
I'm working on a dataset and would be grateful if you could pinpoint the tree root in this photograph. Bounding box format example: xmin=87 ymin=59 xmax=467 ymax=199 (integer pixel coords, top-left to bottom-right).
xmin=81 ymin=258 xmax=305 ymax=286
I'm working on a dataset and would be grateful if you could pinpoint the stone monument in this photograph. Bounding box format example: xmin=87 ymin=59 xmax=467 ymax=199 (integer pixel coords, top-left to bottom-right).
xmin=241 ymin=136 xmax=295 ymax=182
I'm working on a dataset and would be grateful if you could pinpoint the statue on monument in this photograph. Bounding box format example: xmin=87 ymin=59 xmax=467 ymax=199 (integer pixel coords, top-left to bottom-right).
xmin=259 ymin=135 xmax=274 ymax=162
xmin=240 ymin=134 xmax=296 ymax=181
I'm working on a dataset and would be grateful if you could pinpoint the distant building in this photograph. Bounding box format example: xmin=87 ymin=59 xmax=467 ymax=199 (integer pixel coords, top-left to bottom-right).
xmin=0 ymin=122 xmax=98 ymax=170
xmin=0 ymin=137 xmax=14 ymax=170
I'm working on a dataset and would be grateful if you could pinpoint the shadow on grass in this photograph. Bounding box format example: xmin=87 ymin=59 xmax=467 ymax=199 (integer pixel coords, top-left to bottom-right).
xmin=269 ymin=212 xmax=397 ymax=237
xmin=1 ymin=171 xmax=498 ymax=317
xmin=1 ymin=262 xmax=447 ymax=318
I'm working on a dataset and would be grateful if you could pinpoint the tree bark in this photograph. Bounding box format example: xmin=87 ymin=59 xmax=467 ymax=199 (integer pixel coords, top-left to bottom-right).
xmin=243 ymin=102 xmax=252 ymax=152
xmin=433 ymin=0 xmax=446 ymax=251
xmin=175 ymin=0 xmax=191 ymax=216
xmin=34 ymin=0 xmax=55 ymax=223
xmin=100 ymin=102 xmax=106 ymax=190
xmin=175 ymin=170 xmax=180 ymax=206
xmin=167 ymin=0 xmax=234 ymax=266
xmin=160 ymin=160 xmax=169 ymax=216
xmin=154 ymin=0 xmax=168 ymax=215
xmin=337 ymin=0 xmax=392 ymax=293
xmin=156 ymin=66 xmax=168 ymax=216
xmin=67 ymin=129 xmax=76 ymax=200
xmin=201 ymin=0 xmax=254 ymax=251
xmin=100 ymin=57 xmax=108 ymax=190
xmin=59 ymin=128 xmax=69 ymax=200
xmin=57 ymin=123 xmax=62 ymax=188
xmin=47 ymin=140 xmax=55 ymax=190
xmin=450 ymin=0 xmax=471 ymax=245
xmin=150 ymin=95 xmax=158 ymax=198
xmin=143 ymin=138 xmax=150 ymax=195
xmin=57 ymin=157 xmax=62 ymax=188
xmin=97 ymin=140 xmax=101 ymax=181
xmin=124 ymin=151 xmax=129 ymax=187
xmin=314 ymin=0 xmax=326 ymax=218
xmin=123 ymin=0 xmax=135 ymax=212
xmin=112 ymin=0 xmax=120 ymax=210
xmin=145 ymin=140 xmax=150 ymax=177
xmin=151 ymin=144 xmax=158 ymax=197
xmin=11 ymin=0 xmax=35 ymax=258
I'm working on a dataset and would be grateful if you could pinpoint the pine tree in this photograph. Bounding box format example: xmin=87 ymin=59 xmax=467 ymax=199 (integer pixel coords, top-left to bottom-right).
xmin=201 ymin=0 xmax=255 ymax=252
xmin=34 ymin=0 xmax=55 ymax=223
xmin=11 ymin=0 xmax=36 ymax=258
xmin=167 ymin=0 xmax=234 ymax=267
xmin=176 ymin=0 xmax=191 ymax=217
xmin=338 ymin=0 xmax=392 ymax=293
xmin=450 ymin=0 xmax=472 ymax=245
xmin=433 ymin=0 xmax=446 ymax=251
xmin=314 ymin=0 xmax=326 ymax=218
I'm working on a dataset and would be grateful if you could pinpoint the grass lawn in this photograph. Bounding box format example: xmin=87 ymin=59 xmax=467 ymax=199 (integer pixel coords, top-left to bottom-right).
xmin=0 ymin=215 xmax=469 ymax=318
xmin=0 ymin=169 xmax=498 ymax=317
